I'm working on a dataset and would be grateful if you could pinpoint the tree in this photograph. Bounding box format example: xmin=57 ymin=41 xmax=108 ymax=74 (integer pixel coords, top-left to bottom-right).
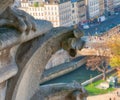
xmin=107 ymin=34 xmax=120 ymax=70
xmin=86 ymin=56 xmax=109 ymax=80
xmin=86 ymin=35 xmax=110 ymax=80
xmin=34 ymin=2 xmax=39 ymax=7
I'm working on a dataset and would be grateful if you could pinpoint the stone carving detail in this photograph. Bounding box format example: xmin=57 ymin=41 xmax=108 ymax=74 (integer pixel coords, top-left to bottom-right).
xmin=0 ymin=1 xmax=38 ymax=99
xmin=0 ymin=1 xmax=87 ymax=100
xmin=61 ymin=28 xmax=85 ymax=57
xmin=0 ymin=1 xmax=36 ymax=33
xmin=45 ymin=49 xmax=71 ymax=70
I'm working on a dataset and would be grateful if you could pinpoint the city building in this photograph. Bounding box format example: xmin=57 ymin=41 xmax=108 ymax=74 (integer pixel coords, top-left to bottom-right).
xmin=20 ymin=0 xmax=86 ymax=27
xmin=113 ymin=0 xmax=120 ymax=8
xmin=104 ymin=0 xmax=114 ymax=14
xmin=71 ymin=0 xmax=86 ymax=25
xmin=104 ymin=0 xmax=120 ymax=14
xmin=113 ymin=0 xmax=120 ymax=12
xmin=85 ymin=0 xmax=104 ymax=20
xmin=20 ymin=0 xmax=29 ymax=7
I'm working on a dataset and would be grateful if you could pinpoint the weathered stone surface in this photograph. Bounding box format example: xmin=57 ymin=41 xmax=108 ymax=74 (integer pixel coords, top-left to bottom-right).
xmin=0 ymin=0 xmax=13 ymax=14
xmin=0 ymin=62 xmax=18 ymax=84
xmin=0 ymin=2 xmax=86 ymax=99
xmin=5 ymin=27 xmax=74 ymax=100
xmin=45 ymin=49 xmax=71 ymax=69
xmin=0 ymin=14 xmax=85 ymax=100
xmin=31 ymin=82 xmax=88 ymax=100
xmin=41 ymin=57 xmax=87 ymax=84
xmin=61 ymin=28 xmax=85 ymax=57
xmin=0 ymin=17 xmax=52 ymax=100
xmin=0 ymin=20 xmax=53 ymax=50
xmin=0 ymin=0 xmax=38 ymax=33
xmin=0 ymin=82 xmax=7 ymax=100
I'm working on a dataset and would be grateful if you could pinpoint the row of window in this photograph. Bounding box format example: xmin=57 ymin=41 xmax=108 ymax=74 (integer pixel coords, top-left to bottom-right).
xmin=59 ymin=10 xmax=71 ymax=15
xmin=61 ymin=20 xmax=71 ymax=25
xmin=59 ymin=3 xmax=71 ymax=9
xmin=45 ymin=12 xmax=58 ymax=15
xmin=44 ymin=6 xmax=58 ymax=10
xmin=89 ymin=1 xmax=99 ymax=6
xmin=89 ymin=6 xmax=99 ymax=12
xmin=46 ymin=17 xmax=59 ymax=21
xmin=29 ymin=7 xmax=44 ymax=11
xmin=21 ymin=3 xmax=28 ymax=7
xmin=60 ymin=15 xmax=71 ymax=21
xmin=29 ymin=11 xmax=58 ymax=16
xmin=90 ymin=11 xmax=100 ymax=17
xmin=29 ymin=13 xmax=44 ymax=16
xmin=31 ymin=14 xmax=59 ymax=21
xmin=72 ymin=3 xmax=85 ymax=8
xmin=28 ymin=6 xmax=58 ymax=11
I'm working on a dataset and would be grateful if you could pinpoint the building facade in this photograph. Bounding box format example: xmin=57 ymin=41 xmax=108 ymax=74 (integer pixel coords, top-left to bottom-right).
xmin=71 ymin=0 xmax=86 ymax=25
xmin=113 ymin=0 xmax=120 ymax=7
xmin=104 ymin=0 xmax=114 ymax=13
xmin=104 ymin=0 xmax=120 ymax=14
xmin=20 ymin=0 xmax=86 ymax=27
xmin=85 ymin=0 xmax=104 ymax=19
xmin=20 ymin=0 xmax=29 ymax=7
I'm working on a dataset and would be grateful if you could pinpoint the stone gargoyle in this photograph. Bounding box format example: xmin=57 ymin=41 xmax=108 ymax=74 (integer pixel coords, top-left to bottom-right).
xmin=61 ymin=28 xmax=85 ymax=57
xmin=0 ymin=0 xmax=36 ymax=33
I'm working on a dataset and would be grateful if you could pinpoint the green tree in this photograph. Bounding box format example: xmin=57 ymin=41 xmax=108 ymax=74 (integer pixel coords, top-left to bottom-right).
xmin=34 ymin=2 xmax=39 ymax=7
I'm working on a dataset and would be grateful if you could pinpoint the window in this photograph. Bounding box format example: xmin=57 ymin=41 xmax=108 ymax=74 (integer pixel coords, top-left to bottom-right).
xmin=54 ymin=7 xmax=57 ymax=10
xmin=72 ymin=4 xmax=74 ymax=8
xmin=72 ymin=10 xmax=75 ymax=13
xmin=80 ymin=14 xmax=85 ymax=18
xmin=73 ymin=21 xmax=75 ymax=24
xmin=79 ymin=4 xmax=84 ymax=7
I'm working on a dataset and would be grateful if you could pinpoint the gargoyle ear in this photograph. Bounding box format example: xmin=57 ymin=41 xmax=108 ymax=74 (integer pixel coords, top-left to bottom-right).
xmin=73 ymin=28 xmax=84 ymax=38
xmin=68 ymin=48 xmax=77 ymax=57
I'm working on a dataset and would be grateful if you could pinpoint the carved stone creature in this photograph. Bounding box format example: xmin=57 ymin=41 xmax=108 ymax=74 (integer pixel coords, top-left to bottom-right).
xmin=0 ymin=0 xmax=36 ymax=33
xmin=61 ymin=28 xmax=85 ymax=57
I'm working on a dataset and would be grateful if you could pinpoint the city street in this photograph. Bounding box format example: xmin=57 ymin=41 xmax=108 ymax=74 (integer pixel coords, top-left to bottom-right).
xmin=83 ymin=13 xmax=120 ymax=36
